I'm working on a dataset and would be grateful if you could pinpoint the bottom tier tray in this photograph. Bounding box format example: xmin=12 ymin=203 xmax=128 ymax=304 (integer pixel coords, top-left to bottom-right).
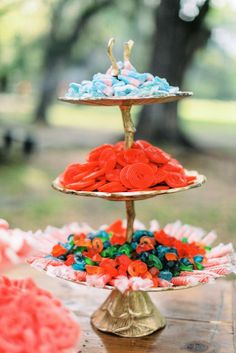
xmin=27 ymin=219 xmax=235 ymax=338
xmin=30 ymin=265 xmax=201 ymax=337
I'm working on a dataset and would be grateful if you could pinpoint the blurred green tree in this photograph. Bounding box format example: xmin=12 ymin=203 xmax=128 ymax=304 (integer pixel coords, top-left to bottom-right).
xmin=136 ymin=0 xmax=211 ymax=148
xmin=34 ymin=0 xmax=115 ymax=123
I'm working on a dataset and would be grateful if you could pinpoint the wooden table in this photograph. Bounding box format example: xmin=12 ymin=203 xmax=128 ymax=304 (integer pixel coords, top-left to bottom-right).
xmin=7 ymin=266 xmax=236 ymax=353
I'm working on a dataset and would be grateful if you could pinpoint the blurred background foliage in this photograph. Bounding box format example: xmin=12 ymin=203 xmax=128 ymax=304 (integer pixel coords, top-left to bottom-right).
xmin=0 ymin=0 xmax=235 ymax=245
xmin=1 ymin=0 xmax=236 ymax=100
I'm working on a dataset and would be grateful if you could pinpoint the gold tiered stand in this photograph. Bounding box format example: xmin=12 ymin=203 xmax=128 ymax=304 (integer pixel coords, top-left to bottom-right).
xmin=49 ymin=39 xmax=206 ymax=337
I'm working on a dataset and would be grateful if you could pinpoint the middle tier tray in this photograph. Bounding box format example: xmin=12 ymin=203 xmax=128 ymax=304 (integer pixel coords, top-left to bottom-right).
xmin=52 ymin=170 xmax=206 ymax=201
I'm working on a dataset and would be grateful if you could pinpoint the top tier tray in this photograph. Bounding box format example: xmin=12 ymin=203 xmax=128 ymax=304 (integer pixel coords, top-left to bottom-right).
xmin=59 ymin=92 xmax=192 ymax=107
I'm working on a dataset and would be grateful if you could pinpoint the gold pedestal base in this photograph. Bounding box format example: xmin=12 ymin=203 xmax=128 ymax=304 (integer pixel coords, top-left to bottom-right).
xmin=91 ymin=289 xmax=166 ymax=337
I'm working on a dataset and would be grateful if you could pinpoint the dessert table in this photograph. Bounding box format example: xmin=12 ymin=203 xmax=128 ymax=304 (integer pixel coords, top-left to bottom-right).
xmin=7 ymin=266 xmax=236 ymax=353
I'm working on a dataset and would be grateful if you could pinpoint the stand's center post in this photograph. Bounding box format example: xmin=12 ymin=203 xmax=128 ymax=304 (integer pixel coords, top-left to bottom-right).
xmin=120 ymin=105 xmax=136 ymax=242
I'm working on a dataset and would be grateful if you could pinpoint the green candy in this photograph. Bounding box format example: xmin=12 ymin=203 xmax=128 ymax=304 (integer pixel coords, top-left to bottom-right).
xmin=99 ymin=237 xmax=108 ymax=243
xmin=181 ymin=237 xmax=188 ymax=243
xmin=117 ymin=244 xmax=132 ymax=256
xmin=101 ymin=245 xmax=118 ymax=258
xmin=205 ymin=245 xmax=212 ymax=251
xmin=179 ymin=263 xmax=193 ymax=271
xmin=195 ymin=262 xmax=204 ymax=270
xmin=73 ymin=247 xmax=86 ymax=254
xmin=147 ymin=254 xmax=163 ymax=270
xmin=84 ymin=257 xmax=96 ymax=265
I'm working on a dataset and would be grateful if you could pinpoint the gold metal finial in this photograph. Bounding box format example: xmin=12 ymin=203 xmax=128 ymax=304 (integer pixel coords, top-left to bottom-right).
xmin=107 ymin=38 xmax=119 ymax=76
xmin=124 ymin=39 xmax=134 ymax=62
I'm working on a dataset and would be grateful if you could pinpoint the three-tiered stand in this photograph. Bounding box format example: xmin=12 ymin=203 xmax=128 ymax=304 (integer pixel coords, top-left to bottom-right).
xmin=49 ymin=40 xmax=206 ymax=337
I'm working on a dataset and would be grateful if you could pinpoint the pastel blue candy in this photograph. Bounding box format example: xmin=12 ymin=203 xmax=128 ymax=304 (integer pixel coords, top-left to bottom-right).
xmin=114 ymin=84 xmax=138 ymax=96
xmin=66 ymin=60 xmax=179 ymax=99
xmin=113 ymin=81 xmax=125 ymax=87
xmin=130 ymin=72 xmax=148 ymax=83
xmin=69 ymin=83 xmax=81 ymax=93
xmin=93 ymin=81 xmax=106 ymax=91
xmin=140 ymin=81 xmax=155 ymax=88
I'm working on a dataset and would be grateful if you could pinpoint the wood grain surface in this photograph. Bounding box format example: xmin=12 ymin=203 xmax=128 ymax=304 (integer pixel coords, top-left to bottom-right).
xmin=7 ymin=265 xmax=236 ymax=353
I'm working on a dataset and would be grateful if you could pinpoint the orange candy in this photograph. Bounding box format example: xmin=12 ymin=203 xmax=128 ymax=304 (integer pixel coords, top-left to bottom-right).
xmin=106 ymin=219 xmax=124 ymax=234
xmin=165 ymin=173 xmax=188 ymax=188
xmin=88 ymin=144 xmax=113 ymax=162
xmin=128 ymin=260 xmax=148 ymax=276
xmin=145 ymin=146 xmax=170 ymax=164
xmin=124 ymin=149 xmax=148 ymax=164
xmin=127 ymin=163 xmax=154 ymax=189
xmin=92 ymin=238 xmax=104 ymax=252
xmin=64 ymin=254 xmax=75 ymax=266
xmin=59 ymin=141 xmax=196 ymax=193
xmin=98 ymin=181 xmax=127 ymax=192
xmin=99 ymin=148 xmax=117 ymax=173
xmin=74 ymin=234 xmax=92 ymax=248
xmin=85 ymin=265 xmax=105 ymax=275
xmin=120 ymin=165 xmax=134 ymax=189
xmin=51 ymin=244 xmax=67 ymax=257
xmin=165 ymin=252 xmax=178 ymax=261
xmin=140 ymin=236 xmax=156 ymax=246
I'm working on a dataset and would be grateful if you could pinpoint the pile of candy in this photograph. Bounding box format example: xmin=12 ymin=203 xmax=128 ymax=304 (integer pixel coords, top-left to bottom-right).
xmin=59 ymin=141 xmax=196 ymax=193
xmin=28 ymin=220 xmax=236 ymax=293
xmin=0 ymin=219 xmax=31 ymax=271
xmin=66 ymin=61 xmax=179 ymax=99
xmin=0 ymin=276 xmax=80 ymax=353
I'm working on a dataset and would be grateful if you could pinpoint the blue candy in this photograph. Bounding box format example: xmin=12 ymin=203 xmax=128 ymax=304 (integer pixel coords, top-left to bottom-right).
xmin=194 ymin=255 xmax=204 ymax=263
xmin=72 ymin=263 xmax=85 ymax=271
xmin=132 ymin=230 xmax=154 ymax=242
xmin=159 ymin=270 xmax=173 ymax=281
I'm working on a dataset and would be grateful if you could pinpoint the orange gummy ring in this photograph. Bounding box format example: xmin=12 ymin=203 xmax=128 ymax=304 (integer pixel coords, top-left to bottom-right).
xmin=99 ymin=148 xmax=117 ymax=173
xmin=116 ymin=151 xmax=127 ymax=167
xmin=61 ymin=163 xmax=81 ymax=185
xmin=162 ymin=159 xmax=184 ymax=173
xmin=92 ymin=238 xmax=104 ymax=252
xmin=165 ymin=252 xmax=178 ymax=261
xmin=140 ymin=236 xmax=155 ymax=246
xmin=124 ymin=149 xmax=149 ymax=164
xmin=145 ymin=146 xmax=170 ymax=164
xmin=128 ymin=260 xmax=148 ymax=276
xmin=82 ymin=168 xmax=105 ymax=181
xmin=165 ymin=172 xmax=188 ymax=188
xmin=65 ymin=179 xmax=95 ymax=190
xmin=127 ymin=163 xmax=154 ymax=189
xmin=82 ymin=179 xmax=106 ymax=191
xmin=88 ymin=144 xmax=113 ymax=162
xmin=120 ymin=165 xmax=134 ymax=189
xmin=106 ymin=169 xmax=121 ymax=182
xmin=98 ymin=182 xmax=127 ymax=192
xmin=85 ymin=265 xmax=105 ymax=275
xmin=152 ymin=168 xmax=167 ymax=185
